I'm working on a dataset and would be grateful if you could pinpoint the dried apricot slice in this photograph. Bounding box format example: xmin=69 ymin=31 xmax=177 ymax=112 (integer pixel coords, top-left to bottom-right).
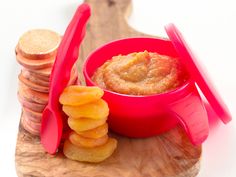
xmin=62 ymin=99 xmax=109 ymax=119
xmin=63 ymin=138 xmax=117 ymax=163
xmin=69 ymin=132 xmax=108 ymax=148
xmin=59 ymin=86 xmax=104 ymax=106
xmin=76 ymin=123 xmax=108 ymax=139
xmin=68 ymin=117 xmax=107 ymax=132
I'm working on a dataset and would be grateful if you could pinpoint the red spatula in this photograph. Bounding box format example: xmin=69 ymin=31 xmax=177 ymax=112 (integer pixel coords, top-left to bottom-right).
xmin=40 ymin=3 xmax=91 ymax=154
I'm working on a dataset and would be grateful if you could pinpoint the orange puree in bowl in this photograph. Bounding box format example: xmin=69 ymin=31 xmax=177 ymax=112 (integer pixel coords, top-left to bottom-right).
xmin=92 ymin=51 xmax=188 ymax=95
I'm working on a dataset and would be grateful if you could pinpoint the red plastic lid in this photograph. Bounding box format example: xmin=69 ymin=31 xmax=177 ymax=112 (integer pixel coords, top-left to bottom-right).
xmin=165 ymin=23 xmax=232 ymax=124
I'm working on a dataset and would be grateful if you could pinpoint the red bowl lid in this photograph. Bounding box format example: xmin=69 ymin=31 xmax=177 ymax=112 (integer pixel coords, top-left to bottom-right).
xmin=165 ymin=23 xmax=231 ymax=123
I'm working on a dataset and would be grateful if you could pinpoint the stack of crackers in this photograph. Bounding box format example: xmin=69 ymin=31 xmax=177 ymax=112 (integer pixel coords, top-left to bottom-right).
xmin=16 ymin=29 xmax=78 ymax=136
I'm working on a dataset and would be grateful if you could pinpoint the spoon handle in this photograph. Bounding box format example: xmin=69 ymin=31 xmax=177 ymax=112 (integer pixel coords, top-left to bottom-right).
xmin=49 ymin=3 xmax=90 ymax=108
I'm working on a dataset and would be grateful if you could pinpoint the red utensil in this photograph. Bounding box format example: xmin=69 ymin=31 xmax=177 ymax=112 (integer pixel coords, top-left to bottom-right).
xmin=165 ymin=23 xmax=232 ymax=124
xmin=40 ymin=3 xmax=91 ymax=154
xmin=165 ymin=24 xmax=232 ymax=144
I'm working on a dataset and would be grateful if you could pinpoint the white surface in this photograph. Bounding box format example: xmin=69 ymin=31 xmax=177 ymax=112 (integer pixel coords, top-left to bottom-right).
xmin=0 ymin=0 xmax=235 ymax=176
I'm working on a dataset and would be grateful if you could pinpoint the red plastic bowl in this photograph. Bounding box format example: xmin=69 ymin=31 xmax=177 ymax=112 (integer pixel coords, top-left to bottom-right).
xmin=83 ymin=37 xmax=209 ymax=145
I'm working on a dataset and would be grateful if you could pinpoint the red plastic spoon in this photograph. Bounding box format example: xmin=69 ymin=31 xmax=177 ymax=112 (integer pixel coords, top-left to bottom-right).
xmin=40 ymin=3 xmax=91 ymax=154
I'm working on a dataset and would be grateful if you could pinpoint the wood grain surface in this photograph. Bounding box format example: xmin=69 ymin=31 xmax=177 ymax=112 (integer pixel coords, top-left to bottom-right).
xmin=15 ymin=0 xmax=202 ymax=176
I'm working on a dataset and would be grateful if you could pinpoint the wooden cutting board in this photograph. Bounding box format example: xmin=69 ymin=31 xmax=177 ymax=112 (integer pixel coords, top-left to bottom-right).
xmin=15 ymin=0 xmax=202 ymax=176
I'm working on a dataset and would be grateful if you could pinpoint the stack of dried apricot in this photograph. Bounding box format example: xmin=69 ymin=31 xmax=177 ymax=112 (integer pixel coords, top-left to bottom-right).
xmin=59 ymin=86 xmax=117 ymax=163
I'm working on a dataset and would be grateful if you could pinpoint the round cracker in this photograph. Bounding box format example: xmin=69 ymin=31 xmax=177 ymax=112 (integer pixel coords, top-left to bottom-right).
xmin=16 ymin=52 xmax=54 ymax=70
xmin=28 ymin=66 xmax=52 ymax=77
xmin=17 ymin=29 xmax=61 ymax=59
xmin=17 ymin=92 xmax=46 ymax=113
xmin=18 ymin=82 xmax=48 ymax=104
xmin=22 ymin=69 xmax=50 ymax=82
xmin=23 ymin=107 xmax=42 ymax=123
xmin=19 ymin=73 xmax=49 ymax=93
xmin=21 ymin=114 xmax=40 ymax=136
xmin=21 ymin=69 xmax=50 ymax=87
xmin=23 ymin=112 xmax=41 ymax=130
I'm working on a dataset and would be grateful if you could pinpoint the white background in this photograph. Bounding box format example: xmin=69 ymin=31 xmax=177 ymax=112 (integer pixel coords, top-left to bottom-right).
xmin=0 ymin=0 xmax=235 ymax=176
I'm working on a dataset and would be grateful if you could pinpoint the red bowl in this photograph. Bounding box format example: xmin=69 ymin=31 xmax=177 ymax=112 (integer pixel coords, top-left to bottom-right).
xmin=83 ymin=37 xmax=209 ymax=145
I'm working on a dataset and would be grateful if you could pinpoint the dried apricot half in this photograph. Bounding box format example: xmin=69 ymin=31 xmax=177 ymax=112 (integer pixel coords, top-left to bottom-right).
xmin=69 ymin=132 xmax=108 ymax=148
xmin=59 ymin=86 xmax=104 ymax=106
xmin=62 ymin=99 xmax=109 ymax=119
xmin=76 ymin=123 xmax=108 ymax=139
xmin=68 ymin=117 xmax=107 ymax=132
xmin=63 ymin=138 xmax=117 ymax=163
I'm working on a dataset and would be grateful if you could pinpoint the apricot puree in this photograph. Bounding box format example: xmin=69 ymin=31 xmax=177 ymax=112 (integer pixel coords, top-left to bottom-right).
xmin=92 ymin=51 xmax=188 ymax=95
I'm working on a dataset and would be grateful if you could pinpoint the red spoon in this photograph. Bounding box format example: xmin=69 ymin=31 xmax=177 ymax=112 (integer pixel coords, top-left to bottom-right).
xmin=40 ymin=3 xmax=91 ymax=154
